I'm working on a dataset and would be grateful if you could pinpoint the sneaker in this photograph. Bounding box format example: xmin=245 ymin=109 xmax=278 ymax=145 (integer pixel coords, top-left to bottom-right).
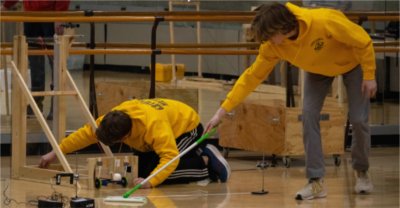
xmin=202 ymin=144 xmax=231 ymax=182
xmin=208 ymin=167 xmax=219 ymax=182
xmin=355 ymin=171 xmax=373 ymax=194
xmin=295 ymin=178 xmax=327 ymax=200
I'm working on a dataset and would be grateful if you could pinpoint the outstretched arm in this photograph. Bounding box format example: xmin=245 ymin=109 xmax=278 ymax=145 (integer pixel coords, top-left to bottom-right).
xmin=38 ymin=118 xmax=102 ymax=168
xmin=205 ymin=44 xmax=279 ymax=134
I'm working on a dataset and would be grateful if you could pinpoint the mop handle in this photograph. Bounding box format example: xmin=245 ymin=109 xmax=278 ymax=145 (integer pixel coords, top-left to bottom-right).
xmin=123 ymin=127 xmax=217 ymax=198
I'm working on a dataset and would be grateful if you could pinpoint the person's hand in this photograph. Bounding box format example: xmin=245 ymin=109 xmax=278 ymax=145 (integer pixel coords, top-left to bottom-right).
xmin=361 ymin=79 xmax=377 ymax=98
xmin=204 ymin=107 xmax=226 ymax=134
xmin=55 ymin=22 xmax=64 ymax=35
xmin=133 ymin=177 xmax=152 ymax=189
xmin=39 ymin=151 xmax=57 ymax=168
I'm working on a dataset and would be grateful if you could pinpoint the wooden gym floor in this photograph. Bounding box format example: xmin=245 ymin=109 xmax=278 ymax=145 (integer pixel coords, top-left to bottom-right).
xmin=0 ymin=148 xmax=398 ymax=207
xmin=0 ymin=70 xmax=399 ymax=207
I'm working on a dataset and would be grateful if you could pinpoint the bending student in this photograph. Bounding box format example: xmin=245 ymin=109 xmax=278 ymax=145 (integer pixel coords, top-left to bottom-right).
xmin=40 ymin=98 xmax=231 ymax=188
xmin=205 ymin=3 xmax=376 ymax=200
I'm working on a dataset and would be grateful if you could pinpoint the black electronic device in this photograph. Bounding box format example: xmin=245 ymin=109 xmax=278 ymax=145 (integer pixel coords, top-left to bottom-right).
xmin=38 ymin=199 xmax=63 ymax=208
xmin=70 ymin=197 xmax=95 ymax=208
xmin=55 ymin=170 xmax=95 ymax=208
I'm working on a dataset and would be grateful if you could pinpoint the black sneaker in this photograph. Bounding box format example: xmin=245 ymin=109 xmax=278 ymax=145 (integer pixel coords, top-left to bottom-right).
xmin=208 ymin=167 xmax=219 ymax=182
xmin=203 ymin=144 xmax=231 ymax=182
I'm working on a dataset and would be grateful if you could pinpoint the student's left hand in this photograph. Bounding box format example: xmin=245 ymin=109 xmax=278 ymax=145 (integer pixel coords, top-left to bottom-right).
xmin=39 ymin=151 xmax=57 ymax=168
xmin=361 ymin=79 xmax=377 ymax=98
xmin=133 ymin=177 xmax=152 ymax=189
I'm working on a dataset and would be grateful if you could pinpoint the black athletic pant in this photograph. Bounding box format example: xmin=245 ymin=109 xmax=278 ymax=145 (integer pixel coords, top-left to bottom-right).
xmin=24 ymin=22 xmax=55 ymax=109
xmin=137 ymin=124 xmax=209 ymax=184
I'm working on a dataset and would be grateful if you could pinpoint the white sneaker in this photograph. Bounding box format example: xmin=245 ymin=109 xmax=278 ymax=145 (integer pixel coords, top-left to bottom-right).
xmin=295 ymin=178 xmax=327 ymax=200
xmin=355 ymin=171 xmax=373 ymax=194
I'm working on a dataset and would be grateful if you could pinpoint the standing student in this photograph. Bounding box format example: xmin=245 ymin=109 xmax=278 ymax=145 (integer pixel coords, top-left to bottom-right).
xmin=205 ymin=2 xmax=376 ymax=200
xmin=1 ymin=0 xmax=70 ymax=119
xmin=40 ymin=98 xmax=231 ymax=188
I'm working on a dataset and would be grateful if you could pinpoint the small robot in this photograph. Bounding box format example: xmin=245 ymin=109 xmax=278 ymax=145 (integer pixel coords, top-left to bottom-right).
xmin=94 ymin=157 xmax=132 ymax=189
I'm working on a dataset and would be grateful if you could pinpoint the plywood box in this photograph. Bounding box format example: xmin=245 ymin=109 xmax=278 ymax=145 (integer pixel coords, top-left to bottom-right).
xmin=219 ymin=99 xmax=286 ymax=154
xmin=219 ymin=98 xmax=345 ymax=164
xmin=95 ymin=80 xmax=198 ymax=116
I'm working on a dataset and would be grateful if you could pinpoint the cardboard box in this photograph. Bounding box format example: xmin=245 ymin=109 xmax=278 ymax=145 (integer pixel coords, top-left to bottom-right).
xmin=155 ymin=63 xmax=185 ymax=82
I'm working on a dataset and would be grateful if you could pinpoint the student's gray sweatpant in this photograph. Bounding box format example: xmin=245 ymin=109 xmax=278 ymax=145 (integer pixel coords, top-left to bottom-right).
xmin=302 ymin=66 xmax=371 ymax=179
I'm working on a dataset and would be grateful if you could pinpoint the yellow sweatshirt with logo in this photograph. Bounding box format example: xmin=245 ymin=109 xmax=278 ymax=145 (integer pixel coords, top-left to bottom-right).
xmin=59 ymin=98 xmax=200 ymax=187
xmin=221 ymin=3 xmax=376 ymax=112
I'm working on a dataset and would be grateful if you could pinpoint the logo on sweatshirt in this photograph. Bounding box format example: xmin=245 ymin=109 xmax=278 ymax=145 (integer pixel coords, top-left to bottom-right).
xmin=311 ymin=38 xmax=324 ymax=51
xmin=139 ymin=99 xmax=168 ymax=110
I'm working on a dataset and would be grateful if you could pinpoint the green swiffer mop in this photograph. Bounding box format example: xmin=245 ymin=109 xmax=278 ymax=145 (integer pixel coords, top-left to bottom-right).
xmin=104 ymin=127 xmax=218 ymax=203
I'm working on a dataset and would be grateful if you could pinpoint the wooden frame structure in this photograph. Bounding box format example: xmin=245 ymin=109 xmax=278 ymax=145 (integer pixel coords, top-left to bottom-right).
xmin=10 ymin=35 xmax=113 ymax=187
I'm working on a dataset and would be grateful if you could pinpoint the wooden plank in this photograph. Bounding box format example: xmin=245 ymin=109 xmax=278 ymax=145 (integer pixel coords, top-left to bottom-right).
xmin=177 ymin=77 xmax=229 ymax=91
xmin=11 ymin=35 xmax=27 ymax=179
xmin=337 ymin=75 xmax=346 ymax=105
xmin=53 ymin=35 xmax=68 ymax=142
xmin=31 ymin=90 xmax=78 ymax=96
xmin=1 ymin=23 xmax=10 ymax=115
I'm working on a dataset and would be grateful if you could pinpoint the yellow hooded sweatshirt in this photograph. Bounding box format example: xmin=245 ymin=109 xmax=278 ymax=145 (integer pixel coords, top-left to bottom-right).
xmin=59 ymin=98 xmax=200 ymax=187
xmin=221 ymin=3 xmax=376 ymax=112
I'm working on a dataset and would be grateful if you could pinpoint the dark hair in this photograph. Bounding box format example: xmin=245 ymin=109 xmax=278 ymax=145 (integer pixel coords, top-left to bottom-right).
xmin=96 ymin=110 xmax=132 ymax=146
xmin=250 ymin=3 xmax=298 ymax=43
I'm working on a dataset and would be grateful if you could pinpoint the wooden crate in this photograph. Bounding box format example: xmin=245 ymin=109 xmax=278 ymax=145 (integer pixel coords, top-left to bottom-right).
xmin=219 ymin=99 xmax=286 ymax=154
xmin=95 ymin=80 xmax=198 ymax=115
xmin=219 ymin=98 xmax=345 ymax=165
